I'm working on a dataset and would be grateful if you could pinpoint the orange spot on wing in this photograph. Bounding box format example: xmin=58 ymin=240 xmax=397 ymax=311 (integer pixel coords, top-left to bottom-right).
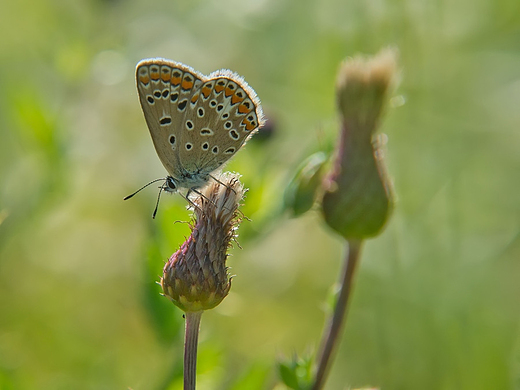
xmin=191 ymin=94 xmax=200 ymax=104
xmin=242 ymin=119 xmax=256 ymax=131
xmin=171 ymin=75 xmax=181 ymax=86
xmin=150 ymin=70 xmax=160 ymax=80
xmin=161 ymin=72 xmax=170 ymax=82
xmin=182 ymin=79 xmax=194 ymax=90
xmin=214 ymin=84 xmax=224 ymax=93
xmin=201 ymin=86 xmax=212 ymax=98
xmin=225 ymin=86 xmax=234 ymax=97
xmin=238 ymin=103 xmax=249 ymax=114
xmin=139 ymin=75 xmax=150 ymax=84
xmin=231 ymin=93 xmax=245 ymax=105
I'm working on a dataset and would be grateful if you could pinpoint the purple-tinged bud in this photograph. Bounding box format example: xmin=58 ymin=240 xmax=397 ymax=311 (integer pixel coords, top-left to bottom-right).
xmin=161 ymin=173 xmax=245 ymax=312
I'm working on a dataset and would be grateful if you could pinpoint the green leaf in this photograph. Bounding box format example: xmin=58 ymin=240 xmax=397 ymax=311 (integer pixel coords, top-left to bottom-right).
xmin=284 ymin=152 xmax=328 ymax=217
xmin=278 ymin=354 xmax=313 ymax=390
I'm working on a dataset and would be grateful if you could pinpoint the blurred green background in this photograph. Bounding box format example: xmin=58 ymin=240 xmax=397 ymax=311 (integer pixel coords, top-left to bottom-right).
xmin=1 ymin=0 xmax=519 ymax=389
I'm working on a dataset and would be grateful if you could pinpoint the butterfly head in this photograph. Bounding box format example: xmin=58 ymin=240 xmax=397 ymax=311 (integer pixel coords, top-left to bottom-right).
xmin=124 ymin=176 xmax=177 ymax=213
xmin=164 ymin=176 xmax=178 ymax=193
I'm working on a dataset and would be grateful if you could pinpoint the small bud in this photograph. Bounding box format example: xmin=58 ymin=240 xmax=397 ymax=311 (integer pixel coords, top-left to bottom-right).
xmin=161 ymin=173 xmax=245 ymax=312
xmin=321 ymin=49 xmax=397 ymax=240
xmin=284 ymin=152 xmax=328 ymax=217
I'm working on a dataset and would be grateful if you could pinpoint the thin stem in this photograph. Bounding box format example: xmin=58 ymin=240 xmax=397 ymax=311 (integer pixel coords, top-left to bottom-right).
xmin=184 ymin=311 xmax=203 ymax=390
xmin=311 ymin=239 xmax=363 ymax=390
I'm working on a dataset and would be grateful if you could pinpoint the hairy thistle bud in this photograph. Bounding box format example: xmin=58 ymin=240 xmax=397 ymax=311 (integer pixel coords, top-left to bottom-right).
xmin=321 ymin=49 xmax=397 ymax=240
xmin=161 ymin=173 xmax=245 ymax=312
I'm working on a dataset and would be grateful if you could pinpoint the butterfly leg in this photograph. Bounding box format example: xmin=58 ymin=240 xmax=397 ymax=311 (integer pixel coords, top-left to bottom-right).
xmin=190 ymin=188 xmax=218 ymax=209
xmin=191 ymin=186 xmax=241 ymax=216
xmin=181 ymin=188 xmax=204 ymax=212
xmin=209 ymin=173 xmax=237 ymax=194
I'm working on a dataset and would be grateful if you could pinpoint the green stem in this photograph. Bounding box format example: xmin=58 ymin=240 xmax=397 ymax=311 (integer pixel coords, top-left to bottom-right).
xmin=311 ymin=239 xmax=363 ymax=390
xmin=184 ymin=311 xmax=203 ymax=390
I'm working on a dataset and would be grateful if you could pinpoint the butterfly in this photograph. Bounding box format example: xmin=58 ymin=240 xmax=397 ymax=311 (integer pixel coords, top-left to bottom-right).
xmin=125 ymin=58 xmax=264 ymax=217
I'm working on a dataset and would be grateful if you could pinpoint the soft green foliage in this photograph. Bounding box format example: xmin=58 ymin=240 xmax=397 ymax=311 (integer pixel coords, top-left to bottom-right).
xmin=1 ymin=0 xmax=520 ymax=389
xmin=278 ymin=355 xmax=313 ymax=390
xmin=228 ymin=362 xmax=272 ymax=390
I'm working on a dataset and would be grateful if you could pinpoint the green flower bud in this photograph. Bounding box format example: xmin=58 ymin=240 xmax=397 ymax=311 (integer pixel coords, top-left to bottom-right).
xmin=284 ymin=151 xmax=328 ymax=217
xmin=321 ymin=49 xmax=397 ymax=240
xmin=161 ymin=174 xmax=244 ymax=312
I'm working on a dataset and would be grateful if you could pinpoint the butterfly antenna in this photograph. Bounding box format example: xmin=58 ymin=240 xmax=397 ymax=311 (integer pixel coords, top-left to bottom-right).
xmin=124 ymin=178 xmax=166 ymax=200
xmin=152 ymin=184 xmax=166 ymax=219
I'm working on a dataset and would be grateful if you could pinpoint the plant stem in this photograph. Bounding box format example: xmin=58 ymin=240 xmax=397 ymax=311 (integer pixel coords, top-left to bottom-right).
xmin=311 ymin=239 xmax=363 ymax=390
xmin=184 ymin=311 xmax=203 ymax=390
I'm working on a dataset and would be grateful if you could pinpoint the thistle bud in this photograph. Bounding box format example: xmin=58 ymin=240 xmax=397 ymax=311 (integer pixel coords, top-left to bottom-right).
xmin=321 ymin=49 xmax=397 ymax=240
xmin=161 ymin=173 xmax=245 ymax=312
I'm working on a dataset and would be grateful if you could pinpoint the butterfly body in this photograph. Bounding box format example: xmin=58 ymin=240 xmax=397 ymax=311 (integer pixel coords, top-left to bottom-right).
xmin=164 ymin=171 xmax=210 ymax=193
xmin=135 ymin=58 xmax=264 ymax=193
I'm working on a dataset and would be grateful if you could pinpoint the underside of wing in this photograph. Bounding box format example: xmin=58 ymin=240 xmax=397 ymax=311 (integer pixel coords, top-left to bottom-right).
xmin=136 ymin=58 xmax=205 ymax=178
xmin=175 ymin=70 xmax=265 ymax=175
xmin=136 ymin=58 xmax=265 ymax=185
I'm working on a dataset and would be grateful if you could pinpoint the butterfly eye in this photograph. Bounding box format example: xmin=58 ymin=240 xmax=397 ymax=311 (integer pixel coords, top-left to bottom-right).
xmin=166 ymin=177 xmax=177 ymax=191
